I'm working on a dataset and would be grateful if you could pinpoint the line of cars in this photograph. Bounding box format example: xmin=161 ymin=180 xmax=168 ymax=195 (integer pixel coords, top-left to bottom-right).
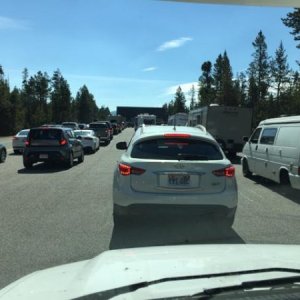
xmin=5 ymin=120 xmax=126 ymax=169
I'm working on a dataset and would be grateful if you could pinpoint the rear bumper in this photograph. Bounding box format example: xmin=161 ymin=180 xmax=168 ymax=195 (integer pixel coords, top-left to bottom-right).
xmin=113 ymin=181 xmax=238 ymax=210
xmin=23 ymin=149 xmax=70 ymax=163
xmin=113 ymin=203 xmax=236 ymax=219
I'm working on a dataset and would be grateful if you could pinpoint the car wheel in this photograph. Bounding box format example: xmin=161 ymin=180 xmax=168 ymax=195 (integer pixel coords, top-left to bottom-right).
xmin=280 ymin=170 xmax=290 ymax=186
xmin=23 ymin=160 xmax=33 ymax=169
xmin=78 ymin=150 xmax=84 ymax=163
xmin=0 ymin=149 xmax=7 ymax=163
xmin=242 ymin=159 xmax=252 ymax=178
xmin=66 ymin=152 xmax=74 ymax=168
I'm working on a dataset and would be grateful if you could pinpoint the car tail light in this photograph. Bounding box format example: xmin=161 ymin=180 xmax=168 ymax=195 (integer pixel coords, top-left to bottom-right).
xmin=25 ymin=140 xmax=30 ymax=147
xmin=59 ymin=138 xmax=67 ymax=146
xmin=118 ymin=163 xmax=145 ymax=176
xmin=164 ymin=133 xmax=191 ymax=138
xmin=212 ymin=165 xmax=235 ymax=177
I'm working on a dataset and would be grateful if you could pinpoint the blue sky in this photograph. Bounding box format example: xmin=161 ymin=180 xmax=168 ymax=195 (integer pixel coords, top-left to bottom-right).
xmin=0 ymin=0 xmax=299 ymax=111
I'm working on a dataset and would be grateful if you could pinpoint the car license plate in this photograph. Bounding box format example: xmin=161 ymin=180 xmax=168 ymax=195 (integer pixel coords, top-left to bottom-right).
xmin=168 ymin=174 xmax=190 ymax=186
xmin=40 ymin=154 xmax=48 ymax=159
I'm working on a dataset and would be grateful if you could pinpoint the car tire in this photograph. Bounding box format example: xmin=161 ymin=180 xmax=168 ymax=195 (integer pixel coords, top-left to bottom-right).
xmin=280 ymin=170 xmax=290 ymax=186
xmin=0 ymin=149 xmax=7 ymax=163
xmin=23 ymin=160 xmax=33 ymax=169
xmin=66 ymin=152 xmax=74 ymax=168
xmin=78 ymin=150 xmax=84 ymax=163
xmin=242 ymin=159 xmax=252 ymax=178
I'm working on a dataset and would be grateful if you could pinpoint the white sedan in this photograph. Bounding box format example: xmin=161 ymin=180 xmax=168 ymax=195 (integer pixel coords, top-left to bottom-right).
xmin=74 ymin=130 xmax=100 ymax=153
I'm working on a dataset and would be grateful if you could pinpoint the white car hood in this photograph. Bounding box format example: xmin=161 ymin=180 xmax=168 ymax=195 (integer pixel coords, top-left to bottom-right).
xmin=1 ymin=244 xmax=300 ymax=300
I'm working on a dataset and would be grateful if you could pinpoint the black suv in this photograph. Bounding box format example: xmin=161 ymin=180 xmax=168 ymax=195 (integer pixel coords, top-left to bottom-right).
xmin=23 ymin=127 xmax=84 ymax=169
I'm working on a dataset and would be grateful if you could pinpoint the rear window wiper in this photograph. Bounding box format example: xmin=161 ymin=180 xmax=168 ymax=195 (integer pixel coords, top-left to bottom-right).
xmin=177 ymin=153 xmax=208 ymax=161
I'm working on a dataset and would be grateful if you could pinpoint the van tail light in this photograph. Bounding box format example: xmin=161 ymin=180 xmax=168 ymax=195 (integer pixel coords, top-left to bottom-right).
xmin=59 ymin=138 xmax=67 ymax=146
xmin=118 ymin=163 xmax=145 ymax=176
xmin=212 ymin=165 xmax=235 ymax=177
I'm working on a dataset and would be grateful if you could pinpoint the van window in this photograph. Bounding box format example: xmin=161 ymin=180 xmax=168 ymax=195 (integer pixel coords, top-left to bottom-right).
xmin=276 ymin=127 xmax=300 ymax=147
xmin=250 ymin=128 xmax=262 ymax=144
xmin=260 ymin=128 xmax=277 ymax=145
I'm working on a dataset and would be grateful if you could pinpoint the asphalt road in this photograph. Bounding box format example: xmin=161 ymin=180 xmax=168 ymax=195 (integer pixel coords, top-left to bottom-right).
xmin=0 ymin=128 xmax=300 ymax=289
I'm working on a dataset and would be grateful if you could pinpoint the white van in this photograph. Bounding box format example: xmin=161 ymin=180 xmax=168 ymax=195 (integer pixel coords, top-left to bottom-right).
xmin=242 ymin=116 xmax=300 ymax=189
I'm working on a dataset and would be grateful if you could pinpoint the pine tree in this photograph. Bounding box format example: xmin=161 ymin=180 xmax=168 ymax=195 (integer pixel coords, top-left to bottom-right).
xmin=173 ymin=86 xmax=186 ymax=113
xmin=248 ymin=30 xmax=270 ymax=103
xmin=282 ymin=8 xmax=300 ymax=65
xmin=270 ymin=41 xmax=291 ymax=99
xmin=198 ymin=61 xmax=215 ymax=106
xmin=0 ymin=66 xmax=12 ymax=135
xmin=51 ymin=69 xmax=72 ymax=123
xmin=189 ymin=85 xmax=196 ymax=110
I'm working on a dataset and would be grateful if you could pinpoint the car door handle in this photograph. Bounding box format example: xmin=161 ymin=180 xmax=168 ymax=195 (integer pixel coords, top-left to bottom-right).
xmin=255 ymin=145 xmax=258 ymax=151
xmin=265 ymin=148 xmax=268 ymax=153
xmin=279 ymin=150 xmax=282 ymax=155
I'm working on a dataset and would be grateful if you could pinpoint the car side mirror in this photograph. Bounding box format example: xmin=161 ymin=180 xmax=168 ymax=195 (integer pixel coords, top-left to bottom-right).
xmin=116 ymin=142 xmax=127 ymax=150
xmin=243 ymin=136 xmax=249 ymax=142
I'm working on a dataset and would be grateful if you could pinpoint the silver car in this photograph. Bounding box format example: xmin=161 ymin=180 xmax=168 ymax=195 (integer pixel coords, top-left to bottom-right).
xmin=113 ymin=125 xmax=238 ymax=226
xmin=12 ymin=129 xmax=30 ymax=154
xmin=74 ymin=130 xmax=100 ymax=153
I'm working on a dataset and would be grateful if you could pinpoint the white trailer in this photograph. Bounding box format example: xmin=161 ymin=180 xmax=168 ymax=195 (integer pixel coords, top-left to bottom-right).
xmin=167 ymin=113 xmax=188 ymax=126
xmin=134 ymin=114 xmax=156 ymax=130
xmin=188 ymin=105 xmax=253 ymax=155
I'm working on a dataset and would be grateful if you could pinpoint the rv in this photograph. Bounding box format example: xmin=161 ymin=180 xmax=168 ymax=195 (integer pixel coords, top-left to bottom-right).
xmin=189 ymin=105 xmax=252 ymax=156
xmin=134 ymin=114 xmax=156 ymax=130
xmin=168 ymin=113 xmax=188 ymax=126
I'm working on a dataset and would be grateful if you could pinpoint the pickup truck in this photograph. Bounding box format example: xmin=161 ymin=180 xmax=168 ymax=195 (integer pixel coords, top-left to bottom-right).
xmin=88 ymin=122 xmax=110 ymax=145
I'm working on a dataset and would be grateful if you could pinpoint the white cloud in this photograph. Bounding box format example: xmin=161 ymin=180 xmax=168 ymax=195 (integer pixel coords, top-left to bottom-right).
xmin=157 ymin=37 xmax=193 ymax=52
xmin=0 ymin=16 xmax=29 ymax=30
xmin=166 ymin=81 xmax=198 ymax=96
xmin=142 ymin=67 xmax=157 ymax=72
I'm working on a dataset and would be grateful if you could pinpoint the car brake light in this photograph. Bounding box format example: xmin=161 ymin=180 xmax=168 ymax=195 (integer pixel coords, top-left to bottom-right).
xmin=164 ymin=133 xmax=191 ymax=138
xmin=118 ymin=163 xmax=145 ymax=176
xmin=213 ymin=165 xmax=235 ymax=177
xmin=60 ymin=139 xmax=67 ymax=146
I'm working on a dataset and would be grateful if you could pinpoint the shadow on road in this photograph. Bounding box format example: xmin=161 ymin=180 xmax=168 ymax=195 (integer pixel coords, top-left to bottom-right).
xmin=250 ymin=175 xmax=300 ymax=205
xmin=17 ymin=162 xmax=79 ymax=174
xmin=109 ymin=216 xmax=244 ymax=250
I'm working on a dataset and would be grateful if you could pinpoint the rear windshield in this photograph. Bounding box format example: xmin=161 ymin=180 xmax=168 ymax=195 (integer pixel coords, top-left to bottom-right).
xmin=74 ymin=131 xmax=92 ymax=136
xmin=89 ymin=123 xmax=107 ymax=128
xmin=18 ymin=130 xmax=29 ymax=136
xmin=29 ymin=129 xmax=62 ymax=140
xmin=131 ymin=138 xmax=223 ymax=160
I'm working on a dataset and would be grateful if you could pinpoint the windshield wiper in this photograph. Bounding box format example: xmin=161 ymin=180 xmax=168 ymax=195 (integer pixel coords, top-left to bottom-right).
xmin=177 ymin=153 xmax=208 ymax=161
xmin=74 ymin=268 xmax=300 ymax=300
xmin=192 ymin=275 xmax=300 ymax=299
